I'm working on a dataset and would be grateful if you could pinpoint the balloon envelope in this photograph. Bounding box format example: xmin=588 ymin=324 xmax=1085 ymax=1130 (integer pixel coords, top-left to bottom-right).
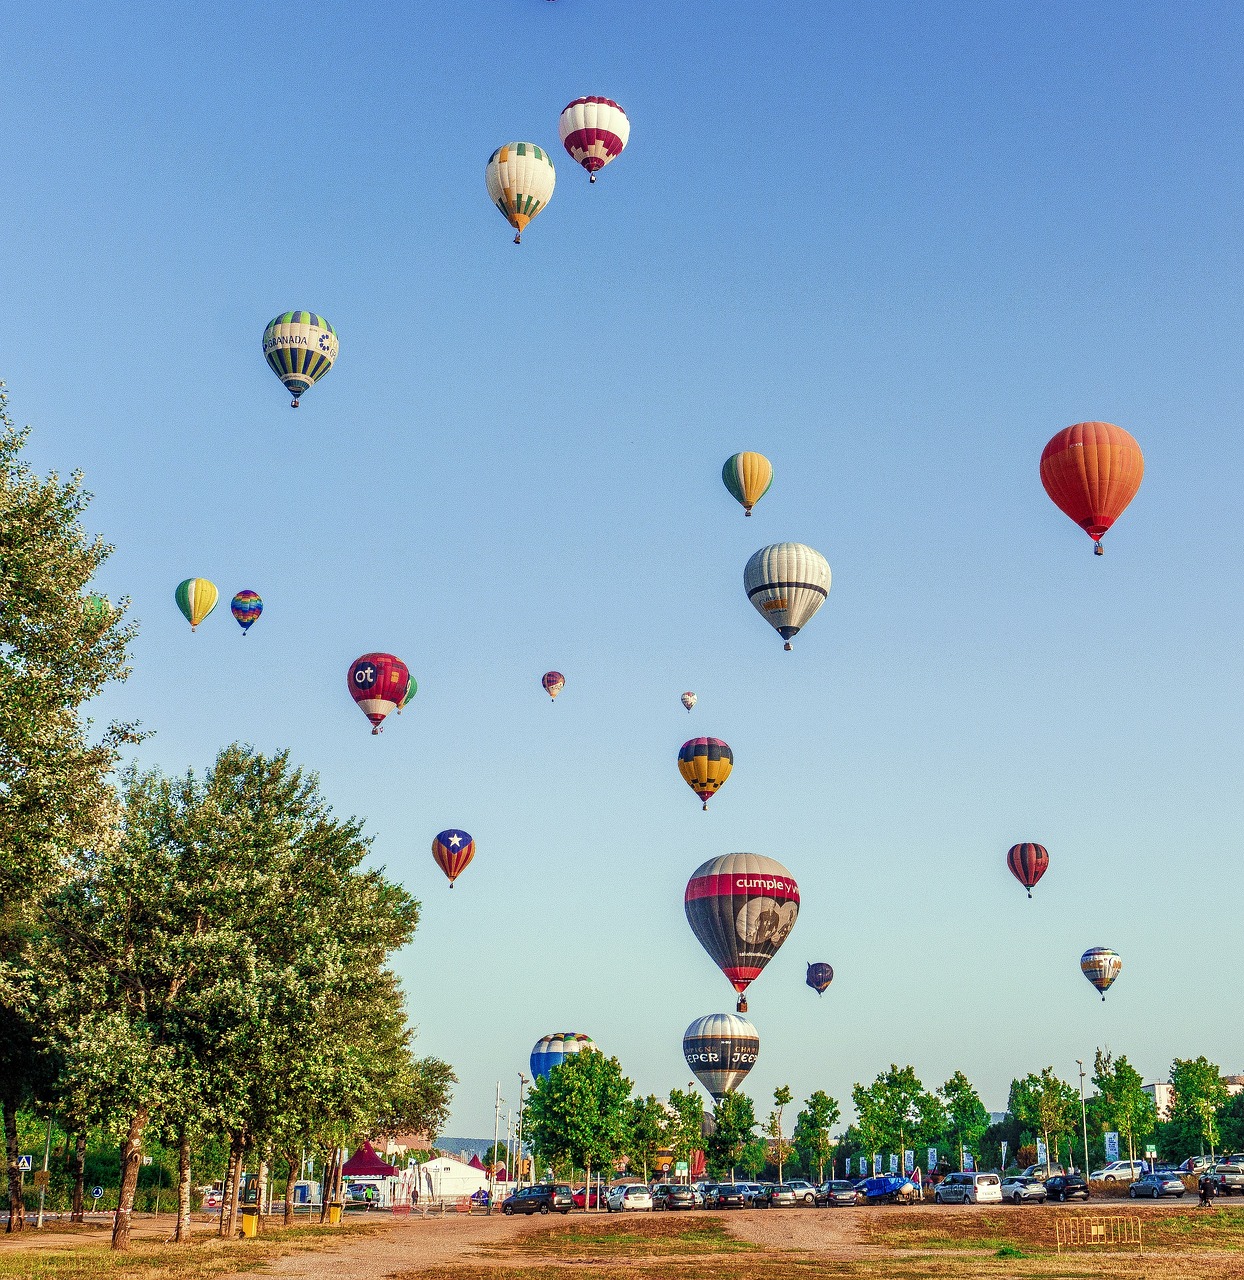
xmin=683 ymin=1013 xmax=758 ymax=1100
xmin=263 ymin=312 xmax=338 ymax=407
xmin=559 ymin=96 xmax=630 ymax=180
xmin=230 ymin=590 xmax=262 ymax=633
xmin=1007 ymin=843 xmax=1049 ymax=898
xmin=432 ymin=829 xmax=474 ymax=887
xmin=398 ymin=677 xmax=418 ymax=713
xmin=685 ymin=853 xmax=799 ymax=1010
xmin=175 ymin=578 xmax=218 ymax=631
xmin=1040 ymin=422 xmax=1143 ymax=553
xmin=806 ymin=962 xmax=834 ymax=995
xmin=681 ymin=691 xmax=697 ymax=712
xmin=530 ymin=1032 xmax=596 ymax=1081
xmin=1080 ymin=946 xmax=1122 ymax=1000
xmin=744 ymin=543 xmax=830 ymax=650
xmin=486 ymin=143 xmax=556 ymax=243
xmin=542 ymin=671 xmax=565 ymax=700
xmin=722 ymin=452 xmax=773 ymax=515
xmin=678 ymin=737 xmax=733 ymax=810
xmin=347 ymin=653 xmax=410 ymax=734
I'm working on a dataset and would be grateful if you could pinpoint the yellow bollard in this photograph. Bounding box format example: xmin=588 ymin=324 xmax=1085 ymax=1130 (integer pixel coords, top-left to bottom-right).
xmin=327 ymin=1202 xmax=343 ymax=1225
xmin=240 ymin=1210 xmax=259 ymax=1238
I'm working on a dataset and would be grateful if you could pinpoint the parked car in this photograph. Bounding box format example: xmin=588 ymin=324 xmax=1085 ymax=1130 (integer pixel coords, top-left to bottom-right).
xmin=1182 ymin=1155 xmax=1219 ymax=1175
xmin=1044 ymin=1175 xmax=1090 ymax=1202
xmin=605 ymin=1184 xmax=653 ymax=1212
xmin=744 ymin=1183 xmax=773 ymax=1207
xmin=1000 ymin=1176 xmax=1047 ymax=1204
xmin=1090 ymin=1160 xmax=1145 ymax=1182
xmin=710 ymin=1183 xmax=749 ymax=1209
xmin=857 ymin=1175 xmax=917 ymax=1204
xmin=764 ymin=1185 xmax=799 ymax=1208
xmin=817 ymin=1180 xmax=859 ymax=1207
xmin=502 ymin=1184 xmax=574 ymax=1215
xmin=1129 ymin=1171 xmax=1186 ymax=1199
xmin=933 ymin=1172 xmax=1002 ymax=1205
xmin=571 ymin=1185 xmax=606 ymax=1209
xmin=783 ymin=1179 xmax=818 ymax=1206
xmin=1214 ymin=1156 xmax=1244 ymax=1195
xmin=652 ymin=1183 xmax=697 ymax=1210
xmin=1019 ymin=1163 xmax=1065 ymax=1182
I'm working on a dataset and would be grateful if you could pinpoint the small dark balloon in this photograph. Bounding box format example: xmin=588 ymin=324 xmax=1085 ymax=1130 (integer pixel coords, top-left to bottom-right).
xmin=806 ymin=962 xmax=834 ymax=995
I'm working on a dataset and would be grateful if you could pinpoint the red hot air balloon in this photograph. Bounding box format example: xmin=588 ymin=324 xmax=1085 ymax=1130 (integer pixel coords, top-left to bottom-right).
xmin=542 ymin=671 xmax=565 ymax=701
xmin=685 ymin=854 xmax=799 ymax=1013
xmin=1040 ymin=422 xmax=1144 ymax=555
xmin=1006 ymin=843 xmax=1049 ymax=899
xmin=347 ymin=653 xmax=410 ymax=734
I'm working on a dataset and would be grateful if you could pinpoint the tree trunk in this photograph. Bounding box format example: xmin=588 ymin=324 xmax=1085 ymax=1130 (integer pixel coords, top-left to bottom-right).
xmin=585 ymin=1160 xmax=591 ymax=1213
xmin=3 ymin=1097 xmax=23 ymax=1234
xmin=111 ymin=1106 xmax=148 ymax=1251
xmin=255 ymin=1151 xmax=269 ymax=1233
xmin=217 ymin=1149 xmax=235 ymax=1236
xmin=71 ymin=1131 xmax=86 ymax=1223
xmin=318 ymin=1148 xmax=335 ymax=1222
xmin=174 ymin=1129 xmax=192 ymax=1243
xmin=283 ymin=1150 xmax=297 ymax=1227
xmin=222 ymin=1137 xmax=243 ymax=1238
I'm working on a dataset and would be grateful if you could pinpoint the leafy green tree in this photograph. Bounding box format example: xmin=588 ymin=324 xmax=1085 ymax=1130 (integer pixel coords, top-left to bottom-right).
xmin=852 ymin=1066 xmax=942 ymax=1173
xmin=767 ymin=1085 xmax=793 ymax=1183
xmin=1217 ymin=1093 xmax=1244 ymax=1152
xmin=1091 ymin=1049 xmax=1155 ymax=1168
xmin=707 ymin=1092 xmax=756 ymax=1179
xmin=1008 ymin=1068 xmax=1078 ymax=1173
xmin=938 ymin=1072 xmax=989 ymax=1170
xmin=664 ymin=1088 xmax=705 ymax=1173
xmin=1165 ymin=1057 xmax=1229 ymax=1159
xmin=626 ymin=1095 xmax=668 ymax=1181
xmin=792 ymin=1090 xmax=841 ymax=1181
xmin=0 ymin=383 xmax=139 ymax=1233
xmin=525 ymin=1050 xmax=633 ymax=1198
xmin=738 ymin=1137 xmax=768 ymax=1180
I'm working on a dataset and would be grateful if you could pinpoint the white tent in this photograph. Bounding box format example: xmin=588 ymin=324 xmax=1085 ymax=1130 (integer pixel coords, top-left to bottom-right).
xmin=417 ymin=1155 xmax=489 ymax=1201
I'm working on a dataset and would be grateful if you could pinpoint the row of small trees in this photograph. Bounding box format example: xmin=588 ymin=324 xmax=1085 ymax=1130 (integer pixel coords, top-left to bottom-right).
xmin=0 ymin=389 xmax=454 ymax=1250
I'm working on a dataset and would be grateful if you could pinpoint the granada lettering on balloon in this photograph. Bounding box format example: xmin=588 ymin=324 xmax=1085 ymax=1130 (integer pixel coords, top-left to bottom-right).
xmin=263 ymin=333 xmax=311 ymax=352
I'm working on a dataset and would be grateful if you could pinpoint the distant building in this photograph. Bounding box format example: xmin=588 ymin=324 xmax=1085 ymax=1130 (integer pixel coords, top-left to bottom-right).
xmin=1143 ymin=1082 xmax=1174 ymax=1120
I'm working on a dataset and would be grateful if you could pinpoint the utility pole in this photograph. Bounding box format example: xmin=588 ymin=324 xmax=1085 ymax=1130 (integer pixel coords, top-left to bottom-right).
xmin=515 ymin=1074 xmax=528 ymax=1189
xmin=491 ymin=1082 xmax=502 ymax=1210
xmin=36 ymin=1115 xmax=52 ymax=1228
xmin=1076 ymin=1060 xmax=1090 ymax=1176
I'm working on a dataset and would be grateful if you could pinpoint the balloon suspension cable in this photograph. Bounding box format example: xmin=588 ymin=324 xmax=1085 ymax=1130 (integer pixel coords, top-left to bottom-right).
xmin=1027 ymin=889 xmax=1032 ymax=899
xmin=1094 ymin=541 xmax=1104 ymax=556
xmin=783 ymin=641 xmax=793 ymax=651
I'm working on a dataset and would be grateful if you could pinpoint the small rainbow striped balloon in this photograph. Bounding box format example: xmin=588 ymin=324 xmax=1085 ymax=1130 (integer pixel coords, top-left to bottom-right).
xmin=230 ymin=590 xmax=263 ymax=634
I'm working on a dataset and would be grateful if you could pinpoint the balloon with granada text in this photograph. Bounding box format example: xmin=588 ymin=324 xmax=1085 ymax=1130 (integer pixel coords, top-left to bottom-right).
xmin=1006 ymin=843 xmax=1049 ymax=899
xmin=347 ymin=652 xmax=410 ymax=735
xmin=1040 ymin=422 xmax=1143 ymax=555
xmin=263 ymin=312 xmax=338 ymax=407
xmin=683 ymin=1013 xmax=758 ymax=1100
xmin=432 ymin=829 xmax=475 ymax=888
xmin=685 ymin=853 xmax=799 ymax=1013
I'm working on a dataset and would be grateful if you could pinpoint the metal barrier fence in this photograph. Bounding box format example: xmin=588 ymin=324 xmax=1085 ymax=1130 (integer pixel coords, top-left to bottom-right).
xmin=1055 ymin=1215 xmax=1142 ymax=1253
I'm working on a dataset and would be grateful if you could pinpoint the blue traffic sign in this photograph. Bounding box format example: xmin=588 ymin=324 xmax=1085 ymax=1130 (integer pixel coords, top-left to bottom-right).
xmin=17 ymin=1155 xmax=32 ymax=1171
xmin=91 ymin=1185 xmax=104 ymax=1199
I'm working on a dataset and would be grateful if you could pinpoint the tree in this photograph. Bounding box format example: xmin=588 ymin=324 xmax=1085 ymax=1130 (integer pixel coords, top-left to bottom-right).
xmin=626 ymin=1095 xmax=667 ymax=1182
xmin=852 ymin=1066 xmax=942 ymax=1172
xmin=1166 ymin=1057 xmax=1229 ymax=1159
xmin=1218 ymin=1093 xmax=1244 ymax=1153
xmin=525 ymin=1051 xmax=633 ymax=1199
xmin=767 ymin=1085 xmax=793 ymax=1184
xmin=1008 ymin=1069 xmax=1078 ymax=1174
xmin=0 ymin=382 xmax=139 ymax=1233
xmin=707 ymin=1092 xmax=756 ymax=1179
xmin=792 ymin=1091 xmax=841 ymax=1181
xmin=1091 ymin=1050 xmax=1155 ymax=1168
xmin=938 ymin=1072 xmax=989 ymax=1171
xmin=664 ymin=1088 xmax=705 ymax=1174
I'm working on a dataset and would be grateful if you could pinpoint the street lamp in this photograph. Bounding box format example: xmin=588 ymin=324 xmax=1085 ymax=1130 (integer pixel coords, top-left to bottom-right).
xmin=1076 ymin=1061 xmax=1090 ymax=1176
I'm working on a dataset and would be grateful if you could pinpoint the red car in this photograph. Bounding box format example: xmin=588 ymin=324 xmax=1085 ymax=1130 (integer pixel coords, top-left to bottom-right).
xmin=571 ymin=1186 xmax=606 ymax=1209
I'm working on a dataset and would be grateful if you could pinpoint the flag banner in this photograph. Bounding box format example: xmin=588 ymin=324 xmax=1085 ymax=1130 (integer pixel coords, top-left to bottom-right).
xmin=1105 ymin=1132 xmax=1119 ymax=1162
xmin=904 ymin=1150 xmax=914 ymax=1174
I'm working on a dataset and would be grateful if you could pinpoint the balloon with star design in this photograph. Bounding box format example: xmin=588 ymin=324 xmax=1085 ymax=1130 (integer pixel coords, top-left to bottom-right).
xmin=432 ymin=829 xmax=475 ymax=888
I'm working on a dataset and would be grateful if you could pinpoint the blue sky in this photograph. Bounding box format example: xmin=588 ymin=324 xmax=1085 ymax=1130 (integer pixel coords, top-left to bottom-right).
xmin=2 ymin=1 xmax=1242 ymax=1134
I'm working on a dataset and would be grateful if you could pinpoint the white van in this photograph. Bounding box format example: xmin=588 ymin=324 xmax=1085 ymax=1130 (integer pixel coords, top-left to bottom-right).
xmin=934 ymin=1172 xmax=1002 ymax=1204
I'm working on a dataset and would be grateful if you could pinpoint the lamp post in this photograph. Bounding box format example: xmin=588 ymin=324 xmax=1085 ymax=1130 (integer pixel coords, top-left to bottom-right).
xmin=516 ymin=1074 xmax=528 ymax=1189
xmin=1076 ymin=1060 xmax=1090 ymax=1176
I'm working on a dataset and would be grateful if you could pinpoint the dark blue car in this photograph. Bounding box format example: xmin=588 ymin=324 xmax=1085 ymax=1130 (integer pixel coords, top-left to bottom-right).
xmin=855 ymin=1175 xmax=916 ymax=1203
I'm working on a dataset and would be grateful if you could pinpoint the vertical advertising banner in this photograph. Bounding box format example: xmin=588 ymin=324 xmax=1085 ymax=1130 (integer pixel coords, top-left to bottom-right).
xmin=927 ymin=1146 xmax=938 ymax=1173
xmin=904 ymin=1150 xmax=914 ymax=1175
xmin=1036 ymin=1139 xmax=1047 ymax=1166
xmin=873 ymin=1153 xmax=881 ymax=1175
xmin=889 ymin=1154 xmax=898 ymax=1175
xmin=963 ymin=1148 xmax=975 ymax=1172
xmin=1001 ymin=1140 xmax=1008 ymax=1169
xmin=1105 ymin=1132 xmax=1120 ymax=1162
xmin=859 ymin=1156 xmax=868 ymax=1178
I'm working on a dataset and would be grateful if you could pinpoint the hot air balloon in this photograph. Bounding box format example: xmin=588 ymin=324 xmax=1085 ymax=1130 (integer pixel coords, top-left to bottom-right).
xmin=530 ymin=1033 xmax=596 ymax=1081
xmin=347 ymin=653 xmax=410 ymax=734
xmin=722 ymin=452 xmax=773 ymax=516
xmin=1040 ymin=422 xmax=1144 ymax=555
xmin=175 ymin=578 xmax=218 ymax=632
xmin=678 ymin=738 xmax=733 ymax=811
xmin=685 ymin=853 xmax=799 ymax=1012
xmin=486 ymin=143 xmax=556 ymax=244
xmin=681 ymin=691 xmax=697 ymax=712
xmin=262 ymin=312 xmax=338 ymax=407
xmin=542 ymin=671 xmax=565 ymax=701
xmin=806 ymin=962 xmax=834 ymax=995
xmin=558 ymin=97 xmax=630 ymax=182
xmin=744 ymin=543 xmax=830 ymax=651
xmin=683 ymin=1014 xmax=759 ymax=1100
xmin=397 ymin=678 xmax=418 ymax=714
xmin=1007 ymin=843 xmax=1049 ymax=899
xmin=1080 ymin=947 xmax=1122 ymax=1001
xmin=432 ymin=829 xmax=475 ymax=888
xmin=230 ymin=590 xmax=262 ymax=634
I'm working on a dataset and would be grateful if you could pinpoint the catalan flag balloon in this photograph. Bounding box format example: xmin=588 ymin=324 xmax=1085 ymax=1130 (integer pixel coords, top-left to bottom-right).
xmin=432 ymin=829 xmax=475 ymax=888
xmin=1080 ymin=947 xmax=1122 ymax=1001
xmin=175 ymin=578 xmax=218 ymax=632
xmin=486 ymin=143 xmax=556 ymax=244
xmin=263 ymin=312 xmax=338 ymax=407
xmin=722 ymin=452 xmax=773 ymax=516
xmin=230 ymin=590 xmax=262 ymax=634
xmin=558 ymin=97 xmax=630 ymax=182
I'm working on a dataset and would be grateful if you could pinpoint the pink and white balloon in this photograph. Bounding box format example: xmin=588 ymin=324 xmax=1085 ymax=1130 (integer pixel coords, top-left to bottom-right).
xmin=559 ymin=97 xmax=630 ymax=182
xmin=681 ymin=692 xmax=697 ymax=712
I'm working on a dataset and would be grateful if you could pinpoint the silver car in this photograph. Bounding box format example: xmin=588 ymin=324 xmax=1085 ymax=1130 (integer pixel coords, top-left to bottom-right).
xmin=767 ymin=1185 xmax=799 ymax=1208
xmin=1000 ymin=1176 xmax=1047 ymax=1204
xmin=605 ymin=1184 xmax=653 ymax=1212
xmin=1129 ymin=1172 xmax=1186 ymax=1198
